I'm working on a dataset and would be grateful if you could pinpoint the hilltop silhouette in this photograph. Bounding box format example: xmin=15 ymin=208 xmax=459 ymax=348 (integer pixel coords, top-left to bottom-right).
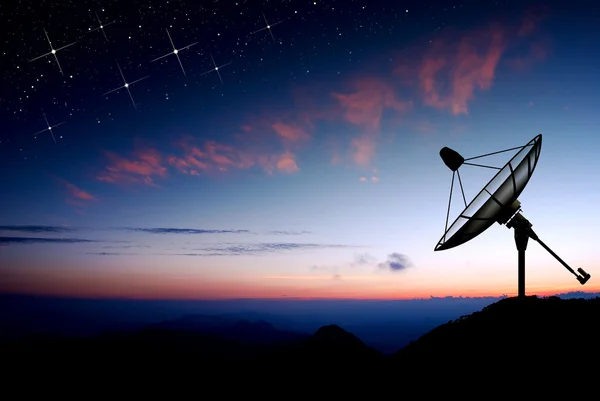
xmin=2 ymin=295 xmax=599 ymax=395
xmin=391 ymin=295 xmax=599 ymax=392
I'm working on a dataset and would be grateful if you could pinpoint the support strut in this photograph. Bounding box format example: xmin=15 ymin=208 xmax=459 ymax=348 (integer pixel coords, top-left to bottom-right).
xmin=505 ymin=211 xmax=591 ymax=296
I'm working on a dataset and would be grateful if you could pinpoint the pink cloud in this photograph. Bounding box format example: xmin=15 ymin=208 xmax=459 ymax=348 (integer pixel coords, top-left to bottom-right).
xmin=271 ymin=122 xmax=311 ymax=143
xmin=97 ymin=148 xmax=167 ymax=187
xmin=392 ymin=8 xmax=549 ymax=117
xmin=331 ymin=77 xmax=412 ymax=166
xmin=65 ymin=182 xmax=96 ymax=201
xmin=332 ymin=77 xmax=412 ymax=132
xmin=416 ymin=26 xmax=507 ymax=116
xmin=168 ymin=135 xmax=300 ymax=176
xmin=275 ymin=151 xmax=299 ymax=173
xmin=53 ymin=177 xmax=97 ymax=209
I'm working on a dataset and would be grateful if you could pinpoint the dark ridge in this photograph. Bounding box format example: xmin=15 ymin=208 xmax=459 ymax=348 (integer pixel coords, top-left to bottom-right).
xmin=3 ymin=295 xmax=600 ymax=395
xmin=392 ymin=295 xmax=600 ymax=384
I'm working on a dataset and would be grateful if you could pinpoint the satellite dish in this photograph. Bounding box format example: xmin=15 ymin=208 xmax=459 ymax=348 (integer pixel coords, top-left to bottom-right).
xmin=435 ymin=134 xmax=591 ymax=297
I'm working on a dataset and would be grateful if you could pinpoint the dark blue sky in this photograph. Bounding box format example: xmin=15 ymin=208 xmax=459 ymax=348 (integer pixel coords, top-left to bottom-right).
xmin=1 ymin=0 xmax=599 ymax=300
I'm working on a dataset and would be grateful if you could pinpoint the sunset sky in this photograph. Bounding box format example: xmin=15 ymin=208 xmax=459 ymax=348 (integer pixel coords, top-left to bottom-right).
xmin=1 ymin=0 xmax=599 ymax=299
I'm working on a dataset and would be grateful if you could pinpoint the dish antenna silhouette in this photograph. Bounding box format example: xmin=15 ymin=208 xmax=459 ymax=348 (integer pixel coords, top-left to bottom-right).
xmin=435 ymin=134 xmax=590 ymax=297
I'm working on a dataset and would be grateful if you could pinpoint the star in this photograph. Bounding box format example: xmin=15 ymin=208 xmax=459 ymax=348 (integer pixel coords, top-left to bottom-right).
xmin=89 ymin=11 xmax=116 ymax=42
xmin=33 ymin=113 xmax=64 ymax=143
xmin=151 ymin=28 xmax=198 ymax=76
xmin=200 ymin=53 xmax=232 ymax=84
xmin=249 ymin=12 xmax=283 ymax=44
xmin=102 ymin=62 xmax=149 ymax=109
xmin=29 ymin=28 xmax=78 ymax=75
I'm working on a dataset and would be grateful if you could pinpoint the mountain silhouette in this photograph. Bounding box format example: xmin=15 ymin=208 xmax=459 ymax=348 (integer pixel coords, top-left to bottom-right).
xmin=149 ymin=314 xmax=309 ymax=344
xmin=3 ymin=295 xmax=599 ymax=395
xmin=391 ymin=295 xmax=599 ymax=392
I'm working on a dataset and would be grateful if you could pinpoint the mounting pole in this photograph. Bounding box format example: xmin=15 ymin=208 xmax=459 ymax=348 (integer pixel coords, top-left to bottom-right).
xmin=512 ymin=217 xmax=531 ymax=298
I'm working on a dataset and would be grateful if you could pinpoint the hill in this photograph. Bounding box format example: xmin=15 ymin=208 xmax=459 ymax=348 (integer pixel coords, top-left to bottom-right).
xmin=392 ymin=295 xmax=600 ymax=390
xmin=3 ymin=295 xmax=599 ymax=395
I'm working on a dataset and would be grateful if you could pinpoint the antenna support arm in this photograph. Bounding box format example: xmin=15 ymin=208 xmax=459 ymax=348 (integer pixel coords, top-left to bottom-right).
xmin=506 ymin=211 xmax=591 ymax=285
xmin=529 ymin=231 xmax=591 ymax=285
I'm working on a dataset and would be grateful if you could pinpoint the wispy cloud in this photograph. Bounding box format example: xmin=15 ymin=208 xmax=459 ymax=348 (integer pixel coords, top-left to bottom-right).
xmin=63 ymin=181 xmax=96 ymax=201
xmin=167 ymin=137 xmax=252 ymax=175
xmin=331 ymin=77 xmax=412 ymax=167
xmin=394 ymin=9 xmax=548 ymax=117
xmin=0 ymin=237 xmax=97 ymax=244
xmin=86 ymin=252 xmax=138 ymax=256
xmin=378 ymin=252 xmax=413 ymax=272
xmin=97 ymin=148 xmax=167 ymax=187
xmin=195 ymin=242 xmax=363 ymax=255
xmin=268 ymin=230 xmax=312 ymax=235
xmin=53 ymin=178 xmax=98 ymax=212
xmin=351 ymin=252 xmax=377 ymax=266
xmin=167 ymin=134 xmax=302 ymax=177
xmin=121 ymin=227 xmax=251 ymax=234
xmin=0 ymin=225 xmax=76 ymax=233
xmin=0 ymin=226 xmax=310 ymax=237
xmin=102 ymin=244 xmax=151 ymax=249
xmin=310 ymin=264 xmax=342 ymax=280
xmin=271 ymin=121 xmax=311 ymax=143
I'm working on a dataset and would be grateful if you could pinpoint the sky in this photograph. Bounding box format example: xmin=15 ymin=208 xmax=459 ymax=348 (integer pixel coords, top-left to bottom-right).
xmin=1 ymin=0 xmax=599 ymax=300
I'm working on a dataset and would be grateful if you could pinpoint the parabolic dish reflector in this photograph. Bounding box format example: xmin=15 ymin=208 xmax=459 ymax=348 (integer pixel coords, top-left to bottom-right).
xmin=435 ymin=134 xmax=542 ymax=251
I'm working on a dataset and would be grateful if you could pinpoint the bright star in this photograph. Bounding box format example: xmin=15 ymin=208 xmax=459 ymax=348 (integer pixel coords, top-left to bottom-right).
xmin=29 ymin=28 xmax=78 ymax=75
xmin=150 ymin=28 xmax=198 ymax=76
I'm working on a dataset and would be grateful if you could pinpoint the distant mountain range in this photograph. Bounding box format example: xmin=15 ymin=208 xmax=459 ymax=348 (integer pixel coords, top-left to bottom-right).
xmin=3 ymin=295 xmax=599 ymax=395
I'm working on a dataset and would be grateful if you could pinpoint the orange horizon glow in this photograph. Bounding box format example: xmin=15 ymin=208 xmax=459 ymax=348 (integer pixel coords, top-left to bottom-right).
xmin=2 ymin=260 xmax=597 ymax=302
xmin=2 ymin=276 xmax=597 ymax=301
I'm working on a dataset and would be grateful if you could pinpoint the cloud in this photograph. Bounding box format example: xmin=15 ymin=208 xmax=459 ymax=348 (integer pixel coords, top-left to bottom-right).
xmin=63 ymin=182 xmax=96 ymax=201
xmin=102 ymin=244 xmax=151 ymax=249
xmin=331 ymin=77 xmax=412 ymax=166
xmin=0 ymin=225 xmax=75 ymax=233
xmin=167 ymin=136 xmax=300 ymax=176
xmin=0 ymin=237 xmax=97 ymax=244
xmin=86 ymin=252 xmax=138 ymax=256
xmin=271 ymin=122 xmax=311 ymax=143
xmin=416 ymin=27 xmax=507 ymax=116
xmin=62 ymin=181 xmax=97 ymax=211
xmin=311 ymin=265 xmax=343 ymax=280
xmin=97 ymin=148 xmax=167 ymax=187
xmin=352 ymin=252 xmax=377 ymax=266
xmin=268 ymin=230 xmax=312 ymax=235
xmin=274 ymin=151 xmax=299 ymax=173
xmin=394 ymin=9 xmax=549 ymax=117
xmin=378 ymin=252 xmax=413 ymax=272
xmin=122 ymin=227 xmax=250 ymax=234
xmin=517 ymin=5 xmax=551 ymax=37
xmin=50 ymin=177 xmax=97 ymax=211
xmin=332 ymin=77 xmax=412 ymax=132
xmin=198 ymin=242 xmax=362 ymax=255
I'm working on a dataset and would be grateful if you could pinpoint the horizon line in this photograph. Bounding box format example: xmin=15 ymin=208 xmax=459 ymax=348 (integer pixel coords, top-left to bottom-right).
xmin=2 ymin=289 xmax=598 ymax=302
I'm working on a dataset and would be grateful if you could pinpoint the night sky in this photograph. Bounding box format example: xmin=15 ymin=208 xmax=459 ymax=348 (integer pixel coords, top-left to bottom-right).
xmin=1 ymin=0 xmax=599 ymax=299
